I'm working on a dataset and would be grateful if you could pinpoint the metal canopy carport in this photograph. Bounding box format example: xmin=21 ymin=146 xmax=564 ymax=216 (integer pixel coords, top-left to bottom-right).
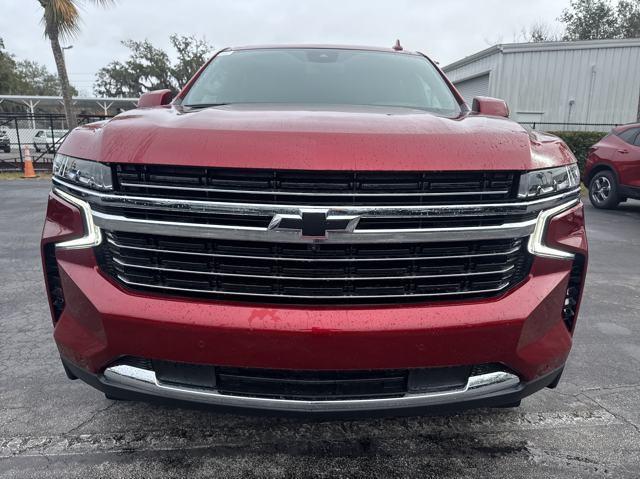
xmin=0 ymin=95 xmax=138 ymax=126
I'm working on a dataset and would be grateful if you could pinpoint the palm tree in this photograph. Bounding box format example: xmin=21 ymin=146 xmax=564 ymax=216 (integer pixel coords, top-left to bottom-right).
xmin=38 ymin=0 xmax=114 ymax=128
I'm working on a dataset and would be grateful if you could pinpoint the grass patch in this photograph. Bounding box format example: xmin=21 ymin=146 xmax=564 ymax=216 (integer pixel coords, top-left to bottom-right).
xmin=0 ymin=172 xmax=51 ymax=180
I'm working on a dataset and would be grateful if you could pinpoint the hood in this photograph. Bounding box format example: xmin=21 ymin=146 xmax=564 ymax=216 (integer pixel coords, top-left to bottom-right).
xmin=60 ymin=104 xmax=576 ymax=171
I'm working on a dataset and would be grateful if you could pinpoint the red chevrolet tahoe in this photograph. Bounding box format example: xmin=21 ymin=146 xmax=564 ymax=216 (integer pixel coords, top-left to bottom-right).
xmin=41 ymin=45 xmax=587 ymax=416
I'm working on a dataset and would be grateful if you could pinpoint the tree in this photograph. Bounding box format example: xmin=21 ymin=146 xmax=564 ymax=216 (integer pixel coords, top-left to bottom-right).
xmin=519 ymin=22 xmax=561 ymax=42
xmin=94 ymin=39 xmax=172 ymax=97
xmin=94 ymin=35 xmax=214 ymax=97
xmin=0 ymin=38 xmax=20 ymax=94
xmin=559 ymin=0 xmax=640 ymax=40
xmin=617 ymin=0 xmax=640 ymax=37
xmin=169 ymin=35 xmax=213 ymax=87
xmin=37 ymin=0 xmax=114 ymax=128
xmin=560 ymin=0 xmax=620 ymax=40
xmin=0 ymin=38 xmax=77 ymax=96
xmin=16 ymin=60 xmax=78 ymax=96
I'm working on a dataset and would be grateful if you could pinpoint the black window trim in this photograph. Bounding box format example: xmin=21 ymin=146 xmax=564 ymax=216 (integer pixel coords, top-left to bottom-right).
xmin=617 ymin=127 xmax=640 ymax=146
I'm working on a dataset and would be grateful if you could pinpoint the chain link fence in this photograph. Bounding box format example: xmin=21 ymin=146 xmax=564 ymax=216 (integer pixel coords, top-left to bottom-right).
xmin=518 ymin=122 xmax=620 ymax=132
xmin=0 ymin=113 xmax=112 ymax=172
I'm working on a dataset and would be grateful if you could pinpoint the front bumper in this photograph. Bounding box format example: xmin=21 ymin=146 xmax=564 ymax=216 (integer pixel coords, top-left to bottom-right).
xmin=42 ymin=189 xmax=588 ymax=414
xmin=62 ymin=356 xmax=563 ymax=416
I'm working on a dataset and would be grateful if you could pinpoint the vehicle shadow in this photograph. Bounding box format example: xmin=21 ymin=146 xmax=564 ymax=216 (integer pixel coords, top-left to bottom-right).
xmin=617 ymin=200 xmax=640 ymax=214
xmin=94 ymin=402 xmax=541 ymax=477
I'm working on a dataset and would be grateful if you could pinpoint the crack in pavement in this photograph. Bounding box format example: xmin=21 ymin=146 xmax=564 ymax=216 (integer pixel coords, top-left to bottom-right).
xmin=581 ymin=392 xmax=640 ymax=435
xmin=64 ymin=402 xmax=117 ymax=436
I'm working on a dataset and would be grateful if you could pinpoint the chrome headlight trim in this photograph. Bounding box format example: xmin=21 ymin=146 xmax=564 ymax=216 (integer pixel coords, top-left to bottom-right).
xmin=54 ymin=188 xmax=103 ymax=250
xmin=527 ymin=199 xmax=579 ymax=260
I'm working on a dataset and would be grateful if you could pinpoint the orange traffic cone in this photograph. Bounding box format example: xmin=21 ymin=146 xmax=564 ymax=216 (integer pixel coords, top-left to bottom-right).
xmin=22 ymin=145 xmax=38 ymax=179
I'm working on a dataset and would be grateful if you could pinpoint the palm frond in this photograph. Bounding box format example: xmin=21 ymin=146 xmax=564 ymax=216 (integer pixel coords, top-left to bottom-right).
xmin=39 ymin=0 xmax=116 ymax=41
xmin=40 ymin=0 xmax=80 ymax=41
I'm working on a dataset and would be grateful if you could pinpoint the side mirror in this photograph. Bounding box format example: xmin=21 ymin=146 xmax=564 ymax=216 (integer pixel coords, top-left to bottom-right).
xmin=137 ymin=89 xmax=173 ymax=108
xmin=471 ymin=97 xmax=509 ymax=118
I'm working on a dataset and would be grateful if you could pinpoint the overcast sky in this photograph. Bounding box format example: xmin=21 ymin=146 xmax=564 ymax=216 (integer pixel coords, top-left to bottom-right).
xmin=3 ymin=0 xmax=566 ymax=97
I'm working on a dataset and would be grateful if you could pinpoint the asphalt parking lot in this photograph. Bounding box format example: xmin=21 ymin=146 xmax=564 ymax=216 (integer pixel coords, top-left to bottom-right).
xmin=0 ymin=179 xmax=639 ymax=478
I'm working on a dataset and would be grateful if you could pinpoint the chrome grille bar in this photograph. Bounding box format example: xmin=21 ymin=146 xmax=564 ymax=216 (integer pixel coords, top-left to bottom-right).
xmin=112 ymin=256 xmax=516 ymax=281
xmin=92 ymin=209 xmax=538 ymax=243
xmin=106 ymin=237 xmax=521 ymax=262
xmin=116 ymin=274 xmax=512 ymax=300
xmin=119 ymin=181 xmax=511 ymax=197
xmin=53 ymin=178 xmax=579 ymax=217
xmin=53 ymin=178 xmax=580 ymax=245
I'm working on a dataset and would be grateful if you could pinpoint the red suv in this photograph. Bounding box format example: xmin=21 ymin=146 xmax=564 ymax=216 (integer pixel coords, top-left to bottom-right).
xmin=585 ymin=123 xmax=640 ymax=209
xmin=41 ymin=45 xmax=587 ymax=416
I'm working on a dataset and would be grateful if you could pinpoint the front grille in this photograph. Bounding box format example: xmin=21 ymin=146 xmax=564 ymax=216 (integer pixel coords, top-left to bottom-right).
xmin=70 ymin=165 xmax=545 ymax=305
xmin=96 ymin=231 xmax=532 ymax=304
xmin=114 ymin=164 xmax=519 ymax=206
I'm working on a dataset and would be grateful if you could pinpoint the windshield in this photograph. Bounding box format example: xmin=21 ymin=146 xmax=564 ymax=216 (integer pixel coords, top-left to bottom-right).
xmin=182 ymin=48 xmax=461 ymax=115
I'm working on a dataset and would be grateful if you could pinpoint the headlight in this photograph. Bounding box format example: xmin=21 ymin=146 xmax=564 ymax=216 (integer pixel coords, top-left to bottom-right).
xmin=518 ymin=164 xmax=580 ymax=199
xmin=53 ymin=154 xmax=113 ymax=191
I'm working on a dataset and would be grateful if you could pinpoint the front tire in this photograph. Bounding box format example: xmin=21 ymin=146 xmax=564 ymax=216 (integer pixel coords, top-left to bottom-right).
xmin=589 ymin=170 xmax=620 ymax=209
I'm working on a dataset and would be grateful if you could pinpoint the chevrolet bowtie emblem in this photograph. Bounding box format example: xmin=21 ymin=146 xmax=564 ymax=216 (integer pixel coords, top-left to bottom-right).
xmin=268 ymin=211 xmax=360 ymax=238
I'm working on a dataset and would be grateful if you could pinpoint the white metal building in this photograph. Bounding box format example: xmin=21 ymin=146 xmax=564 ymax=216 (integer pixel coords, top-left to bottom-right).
xmin=443 ymin=38 xmax=640 ymax=130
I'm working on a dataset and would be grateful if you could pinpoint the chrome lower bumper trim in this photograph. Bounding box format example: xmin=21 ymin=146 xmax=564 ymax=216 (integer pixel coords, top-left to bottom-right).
xmin=102 ymin=365 xmax=521 ymax=413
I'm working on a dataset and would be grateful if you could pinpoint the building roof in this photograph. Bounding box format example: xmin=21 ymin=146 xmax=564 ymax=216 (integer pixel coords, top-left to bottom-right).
xmin=443 ymin=37 xmax=640 ymax=72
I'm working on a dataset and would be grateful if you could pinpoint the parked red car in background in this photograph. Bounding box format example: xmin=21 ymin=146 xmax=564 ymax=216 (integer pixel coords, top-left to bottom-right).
xmin=585 ymin=123 xmax=640 ymax=209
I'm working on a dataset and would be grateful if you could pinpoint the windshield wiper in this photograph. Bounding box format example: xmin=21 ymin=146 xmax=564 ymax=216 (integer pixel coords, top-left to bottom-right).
xmin=183 ymin=103 xmax=233 ymax=109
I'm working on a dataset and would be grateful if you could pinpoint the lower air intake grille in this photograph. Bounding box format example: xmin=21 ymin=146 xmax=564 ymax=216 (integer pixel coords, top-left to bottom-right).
xmin=95 ymin=231 xmax=532 ymax=304
xmin=216 ymin=367 xmax=408 ymax=400
xmin=43 ymin=244 xmax=65 ymax=323
xmin=562 ymin=254 xmax=586 ymax=331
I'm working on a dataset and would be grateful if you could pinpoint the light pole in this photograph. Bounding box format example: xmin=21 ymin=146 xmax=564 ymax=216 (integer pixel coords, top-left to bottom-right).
xmin=61 ymin=45 xmax=74 ymax=60
xmin=61 ymin=45 xmax=74 ymax=128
